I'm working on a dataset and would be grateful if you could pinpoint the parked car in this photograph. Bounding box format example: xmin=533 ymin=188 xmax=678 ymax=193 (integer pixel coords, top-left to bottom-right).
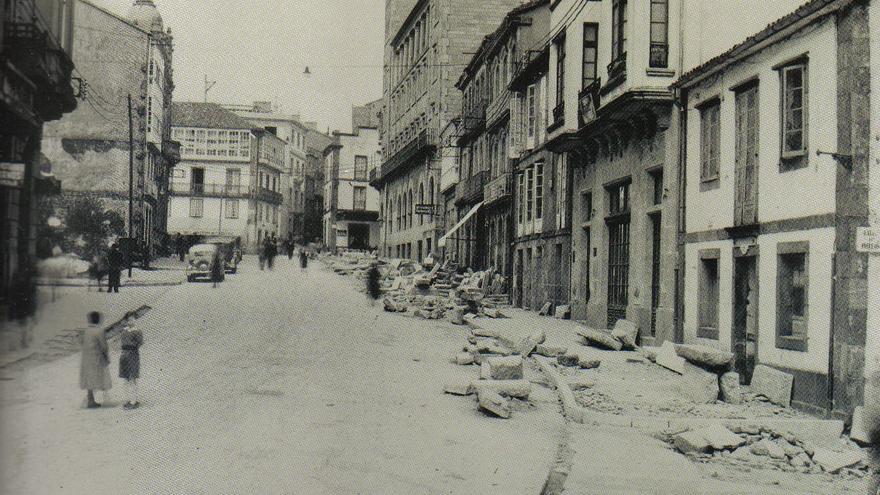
xmin=202 ymin=236 xmax=242 ymax=273
xmin=185 ymin=243 xmax=223 ymax=282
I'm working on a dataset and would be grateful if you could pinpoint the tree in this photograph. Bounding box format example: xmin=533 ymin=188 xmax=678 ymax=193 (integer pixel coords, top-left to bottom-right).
xmin=39 ymin=196 xmax=126 ymax=261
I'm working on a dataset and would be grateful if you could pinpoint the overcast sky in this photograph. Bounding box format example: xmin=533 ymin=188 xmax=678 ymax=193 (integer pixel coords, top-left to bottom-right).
xmin=92 ymin=0 xmax=385 ymax=133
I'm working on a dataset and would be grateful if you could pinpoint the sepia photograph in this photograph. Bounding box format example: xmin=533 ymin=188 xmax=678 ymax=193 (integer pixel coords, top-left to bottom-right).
xmin=0 ymin=0 xmax=878 ymax=493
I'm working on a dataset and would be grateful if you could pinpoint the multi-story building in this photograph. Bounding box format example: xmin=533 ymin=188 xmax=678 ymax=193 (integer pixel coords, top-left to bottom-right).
xmin=1 ymin=0 xmax=77 ymax=319
xmin=675 ymin=0 xmax=877 ymax=417
xmin=42 ymin=0 xmax=177 ymax=258
xmin=223 ymin=101 xmax=309 ymax=243
xmin=323 ymin=126 xmax=381 ymax=251
xmin=377 ymin=0 xmax=528 ymax=262
xmin=446 ymin=0 xmax=551 ymax=283
xmin=304 ymin=127 xmax=332 ymax=245
xmin=168 ymin=102 xmax=285 ymax=253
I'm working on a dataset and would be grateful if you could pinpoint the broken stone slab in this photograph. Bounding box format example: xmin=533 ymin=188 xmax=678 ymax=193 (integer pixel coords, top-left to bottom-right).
xmin=471 ymin=379 xmax=531 ymax=399
xmin=480 ymin=362 xmax=491 ymax=380
xmin=750 ymin=365 xmax=794 ymax=407
xmin=443 ymin=383 xmax=474 ymax=396
xmin=849 ymin=406 xmax=874 ymax=445
xmin=720 ymin=371 xmax=743 ymax=405
xmin=486 ymin=356 xmax=524 ymax=380
xmin=673 ymin=363 xmax=720 ymax=403
xmin=578 ymin=357 xmax=601 ymax=370
xmin=675 ymin=425 xmax=745 ymax=454
xmin=554 ymin=305 xmax=571 ymax=320
xmin=576 ymin=327 xmax=623 ymax=351
xmin=413 ymin=275 xmax=432 ymax=288
xmin=450 ymin=307 xmax=465 ymax=325
xmin=639 ymin=346 xmax=659 ymax=363
xmin=538 ymin=302 xmax=552 ymax=316
xmin=514 ymin=331 xmax=546 ymax=357
xmin=454 ymin=352 xmax=474 ymax=366
xmin=535 ymin=344 xmax=567 ymax=358
xmin=475 ymin=342 xmax=512 ymax=356
xmin=655 ymin=341 xmax=686 ymax=374
xmin=675 ymin=344 xmax=734 ymax=369
xmin=811 ymin=447 xmax=864 ymax=473
xmin=558 ymin=352 xmax=580 ymax=367
xmin=750 ymin=439 xmax=786 ymax=460
xmin=472 ymin=328 xmax=500 ymax=339
xmin=568 ymin=377 xmax=596 ymax=391
xmin=610 ymin=319 xmax=639 ymax=349
xmin=790 ymin=452 xmax=812 ymax=468
xmin=478 ymin=389 xmax=511 ymax=418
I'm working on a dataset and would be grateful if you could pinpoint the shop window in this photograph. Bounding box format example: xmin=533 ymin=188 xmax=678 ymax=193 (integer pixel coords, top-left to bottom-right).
xmin=776 ymin=242 xmax=808 ymax=351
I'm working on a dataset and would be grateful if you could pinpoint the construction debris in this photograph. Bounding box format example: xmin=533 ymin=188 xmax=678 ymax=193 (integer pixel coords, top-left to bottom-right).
xmin=675 ymin=344 xmax=734 ymax=369
xmin=575 ymin=326 xmax=623 ymax=351
xmin=655 ymin=341 xmax=686 ymax=374
xmin=720 ymin=371 xmax=743 ymax=405
xmin=578 ymin=357 xmax=601 ymax=370
xmin=557 ymin=351 xmax=580 ymax=367
xmin=750 ymin=365 xmax=794 ymax=407
xmin=535 ymin=344 xmax=567 ymax=358
xmin=443 ymin=383 xmax=474 ymax=396
xmin=471 ymin=379 xmax=531 ymax=399
xmin=454 ymin=352 xmax=475 ymax=366
xmin=486 ymin=356 xmax=524 ymax=380
xmin=610 ymin=319 xmax=639 ymax=349
xmin=478 ymin=388 xmax=511 ymax=418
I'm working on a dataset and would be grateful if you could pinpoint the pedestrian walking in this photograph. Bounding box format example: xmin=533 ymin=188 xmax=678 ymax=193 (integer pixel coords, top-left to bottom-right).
xmin=211 ymin=250 xmax=224 ymax=288
xmin=175 ymin=233 xmax=185 ymax=262
xmin=80 ymin=311 xmax=111 ymax=408
xmin=106 ymin=243 xmax=123 ymax=293
xmin=267 ymin=236 xmax=278 ymax=270
xmin=299 ymin=247 xmax=309 ymax=271
xmin=284 ymin=238 xmax=294 ymax=260
xmin=366 ymin=261 xmax=381 ymax=305
xmin=119 ymin=313 xmax=144 ymax=410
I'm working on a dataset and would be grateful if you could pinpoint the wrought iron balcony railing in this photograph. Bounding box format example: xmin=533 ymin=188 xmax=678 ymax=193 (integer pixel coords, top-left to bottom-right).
xmin=380 ymin=128 xmax=438 ymax=181
xmin=170 ymin=182 xmax=249 ymax=198
xmin=483 ymin=172 xmax=513 ymax=206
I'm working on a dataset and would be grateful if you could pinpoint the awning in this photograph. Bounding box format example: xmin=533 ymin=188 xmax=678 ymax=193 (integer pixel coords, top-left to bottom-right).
xmin=438 ymin=201 xmax=482 ymax=248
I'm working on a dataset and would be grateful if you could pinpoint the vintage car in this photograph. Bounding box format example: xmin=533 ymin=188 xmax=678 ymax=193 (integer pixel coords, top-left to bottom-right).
xmin=202 ymin=236 xmax=242 ymax=274
xmin=185 ymin=243 xmax=224 ymax=282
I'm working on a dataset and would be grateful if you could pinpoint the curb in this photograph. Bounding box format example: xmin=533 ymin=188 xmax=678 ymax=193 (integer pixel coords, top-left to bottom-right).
xmin=532 ymin=356 xmax=844 ymax=444
xmin=37 ymin=280 xmax=183 ymax=288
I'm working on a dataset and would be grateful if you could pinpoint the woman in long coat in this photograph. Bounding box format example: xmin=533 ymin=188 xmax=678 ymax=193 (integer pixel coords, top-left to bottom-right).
xmin=119 ymin=314 xmax=144 ymax=410
xmin=211 ymin=250 xmax=224 ymax=288
xmin=80 ymin=311 xmax=111 ymax=408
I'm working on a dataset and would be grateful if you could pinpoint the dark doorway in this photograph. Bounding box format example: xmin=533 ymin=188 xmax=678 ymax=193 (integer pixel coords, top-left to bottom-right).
xmin=347 ymin=223 xmax=370 ymax=250
xmin=515 ymin=249 xmax=524 ymax=308
xmin=607 ymin=219 xmax=630 ymax=327
xmin=733 ymin=254 xmax=758 ymax=383
xmin=650 ymin=213 xmax=662 ymax=337
xmin=191 ymin=167 xmax=205 ymax=193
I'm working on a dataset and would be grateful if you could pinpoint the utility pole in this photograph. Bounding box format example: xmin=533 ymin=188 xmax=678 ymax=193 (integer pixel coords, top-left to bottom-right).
xmin=127 ymin=93 xmax=134 ymax=277
xmin=204 ymin=75 xmax=216 ymax=103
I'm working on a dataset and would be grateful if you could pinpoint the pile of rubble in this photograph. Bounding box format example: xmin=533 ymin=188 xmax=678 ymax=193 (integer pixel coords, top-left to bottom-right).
xmin=443 ymin=327 xmax=551 ymax=419
xmin=670 ymin=424 xmax=872 ymax=480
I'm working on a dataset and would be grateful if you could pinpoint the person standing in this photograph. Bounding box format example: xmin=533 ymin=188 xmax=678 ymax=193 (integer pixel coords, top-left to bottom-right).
xmin=106 ymin=243 xmax=123 ymax=293
xmin=366 ymin=261 xmax=381 ymax=305
xmin=211 ymin=250 xmax=224 ymax=288
xmin=119 ymin=313 xmax=144 ymax=410
xmin=80 ymin=311 xmax=111 ymax=408
xmin=267 ymin=236 xmax=277 ymax=270
xmin=299 ymin=247 xmax=308 ymax=272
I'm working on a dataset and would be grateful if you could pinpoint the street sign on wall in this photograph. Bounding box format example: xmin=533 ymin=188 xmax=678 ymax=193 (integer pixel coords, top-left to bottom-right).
xmin=415 ymin=204 xmax=434 ymax=216
xmin=856 ymin=227 xmax=880 ymax=253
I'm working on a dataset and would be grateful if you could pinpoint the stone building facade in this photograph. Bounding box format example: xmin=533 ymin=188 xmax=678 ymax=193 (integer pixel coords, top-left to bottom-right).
xmin=42 ymin=0 xmax=177 ymax=258
xmin=377 ymin=0 xmax=529 ymax=262
xmin=304 ymin=127 xmax=332 ymax=245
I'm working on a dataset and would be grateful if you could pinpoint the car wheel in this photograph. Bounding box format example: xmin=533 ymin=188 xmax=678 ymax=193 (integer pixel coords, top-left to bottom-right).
xmin=187 ymin=275 xmax=194 ymax=282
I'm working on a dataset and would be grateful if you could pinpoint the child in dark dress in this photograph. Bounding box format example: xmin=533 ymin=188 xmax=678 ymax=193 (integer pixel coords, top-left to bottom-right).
xmin=119 ymin=313 xmax=144 ymax=410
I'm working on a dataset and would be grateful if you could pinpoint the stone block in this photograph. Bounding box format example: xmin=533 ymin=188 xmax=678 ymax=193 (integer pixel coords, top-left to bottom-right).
xmin=558 ymin=352 xmax=580 ymax=367
xmin=720 ymin=371 xmax=743 ymax=405
xmin=674 ymin=363 xmax=720 ymax=403
xmin=478 ymin=389 xmax=511 ymax=418
xmin=611 ymin=319 xmax=639 ymax=349
xmin=486 ymin=356 xmax=523 ymax=380
xmin=811 ymin=447 xmax=864 ymax=473
xmin=568 ymin=377 xmax=596 ymax=391
xmin=639 ymin=346 xmax=658 ymax=362
xmin=750 ymin=365 xmax=794 ymax=407
xmin=655 ymin=341 xmax=686 ymax=374
xmin=679 ymin=425 xmax=745 ymax=452
xmin=674 ymin=430 xmax=712 ymax=454
xmin=554 ymin=305 xmax=571 ymax=320
xmin=480 ymin=362 xmax=491 ymax=380
xmin=576 ymin=327 xmax=623 ymax=351
xmin=750 ymin=439 xmax=785 ymax=459
xmin=472 ymin=328 xmax=500 ymax=339
xmin=471 ymin=379 xmax=531 ymax=399
xmin=578 ymin=357 xmax=601 ymax=370
xmin=515 ymin=331 xmax=546 ymax=357
xmin=849 ymin=406 xmax=874 ymax=445
xmin=535 ymin=344 xmax=567 ymax=358
xmin=454 ymin=352 xmax=474 ymax=366
xmin=675 ymin=344 xmax=734 ymax=369
xmin=450 ymin=307 xmax=464 ymax=325
xmin=538 ymin=302 xmax=552 ymax=316
xmin=443 ymin=383 xmax=474 ymax=396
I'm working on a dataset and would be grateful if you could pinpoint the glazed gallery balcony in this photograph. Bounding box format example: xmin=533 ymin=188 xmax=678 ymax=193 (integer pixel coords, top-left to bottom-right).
xmin=170 ymin=182 xmax=249 ymax=199
xmin=380 ymin=128 xmax=438 ymax=183
xmin=455 ymin=170 xmax=487 ymax=206
xmin=483 ymin=172 xmax=512 ymax=206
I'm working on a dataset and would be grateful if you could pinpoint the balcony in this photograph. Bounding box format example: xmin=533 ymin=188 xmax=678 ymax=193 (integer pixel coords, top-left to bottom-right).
xmin=578 ymin=79 xmax=601 ymax=128
xmin=380 ymin=128 xmax=438 ymax=182
xmin=257 ymin=187 xmax=284 ymax=205
xmin=455 ymin=170 xmax=488 ymax=206
xmin=170 ymin=182 xmax=249 ymax=199
xmin=368 ymin=168 xmax=379 ymax=188
xmin=485 ymin=92 xmax=510 ymax=128
xmin=484 ymin=172 xmax=513 ymax=206
xmin=510 ymin=48 xmax=549 ymax=92
xmin=459 ymin=101 xmax=486 ymax=141
xmin=604 ymin=53 xmax=627 ymax=93
xmin=4 ymin=21 xmax=76 ymax=121
xmin=548 ymin=102 xmax=565 ymax=132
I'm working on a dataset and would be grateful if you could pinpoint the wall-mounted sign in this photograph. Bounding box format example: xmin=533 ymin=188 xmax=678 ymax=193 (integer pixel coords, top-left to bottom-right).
xmin=0 ymin=162 xmax=25 ymax=188
xmin=856 ymin=227 xmax=880 ymax=254
xmin=415 ymin=204 xmax=435 ymax=216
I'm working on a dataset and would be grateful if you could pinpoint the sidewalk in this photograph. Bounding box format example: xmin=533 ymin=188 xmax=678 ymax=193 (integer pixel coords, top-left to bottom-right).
xmin=0 ymin=285 xmax=170 ymax=372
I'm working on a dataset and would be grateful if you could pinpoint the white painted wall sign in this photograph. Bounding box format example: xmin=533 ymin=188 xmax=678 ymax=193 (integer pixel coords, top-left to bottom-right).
xmin=856 ymin=227 xmax=880 ymax=253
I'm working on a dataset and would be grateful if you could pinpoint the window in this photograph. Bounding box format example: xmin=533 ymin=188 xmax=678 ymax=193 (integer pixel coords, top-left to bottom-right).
xmin=354 ymin=155 xmax=368 ymax=180
xmin=777 ymin=243 xmax=809 ymax=351
xmin=779 ymin=61 xmax=808 ymax=164
xmin=699 ymin=100 xmax=721 ymax=185
xmin=225 ymin=199 xmax=239 ymax=219
xmin=535 ymin=162 xmax=544 ymax=220
xmin=189 ymin=198 xmax=203 ymax=218
xmin=556 ymin=154 xmax=568 ymax=229
xmin=526 ymin=168 xmax=534 ymax=221
xmin=353 ymin=186 xmax=367 ymax=210
xmin=554 ymin=34 xmax=566 ymax=112
xmin=517 ymin=173 xmax=525 ymax=225
xmin=608 ymin=181 xmax=630 ymax=216
xmin=527 ymin=84 xmax=537 ymax=141
xmin=582 ymin=191 xmax=593 ymax=222
xmin=172 ymin=168 xmax=185 ymax=178
xmin=698 ymin=250 xmax=720 ymax=339
xmin=146 ymin=97 xmax=153 ymax=134
xmin=651 ymin=168 xmax=664 ymax=205
xmin=582 ymin=23 xmax=599 ymax=88
xmin=611 ymin=0 xmax=627 ymax=62
xmin=649 ymin=0 xmax=669 ymax=68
